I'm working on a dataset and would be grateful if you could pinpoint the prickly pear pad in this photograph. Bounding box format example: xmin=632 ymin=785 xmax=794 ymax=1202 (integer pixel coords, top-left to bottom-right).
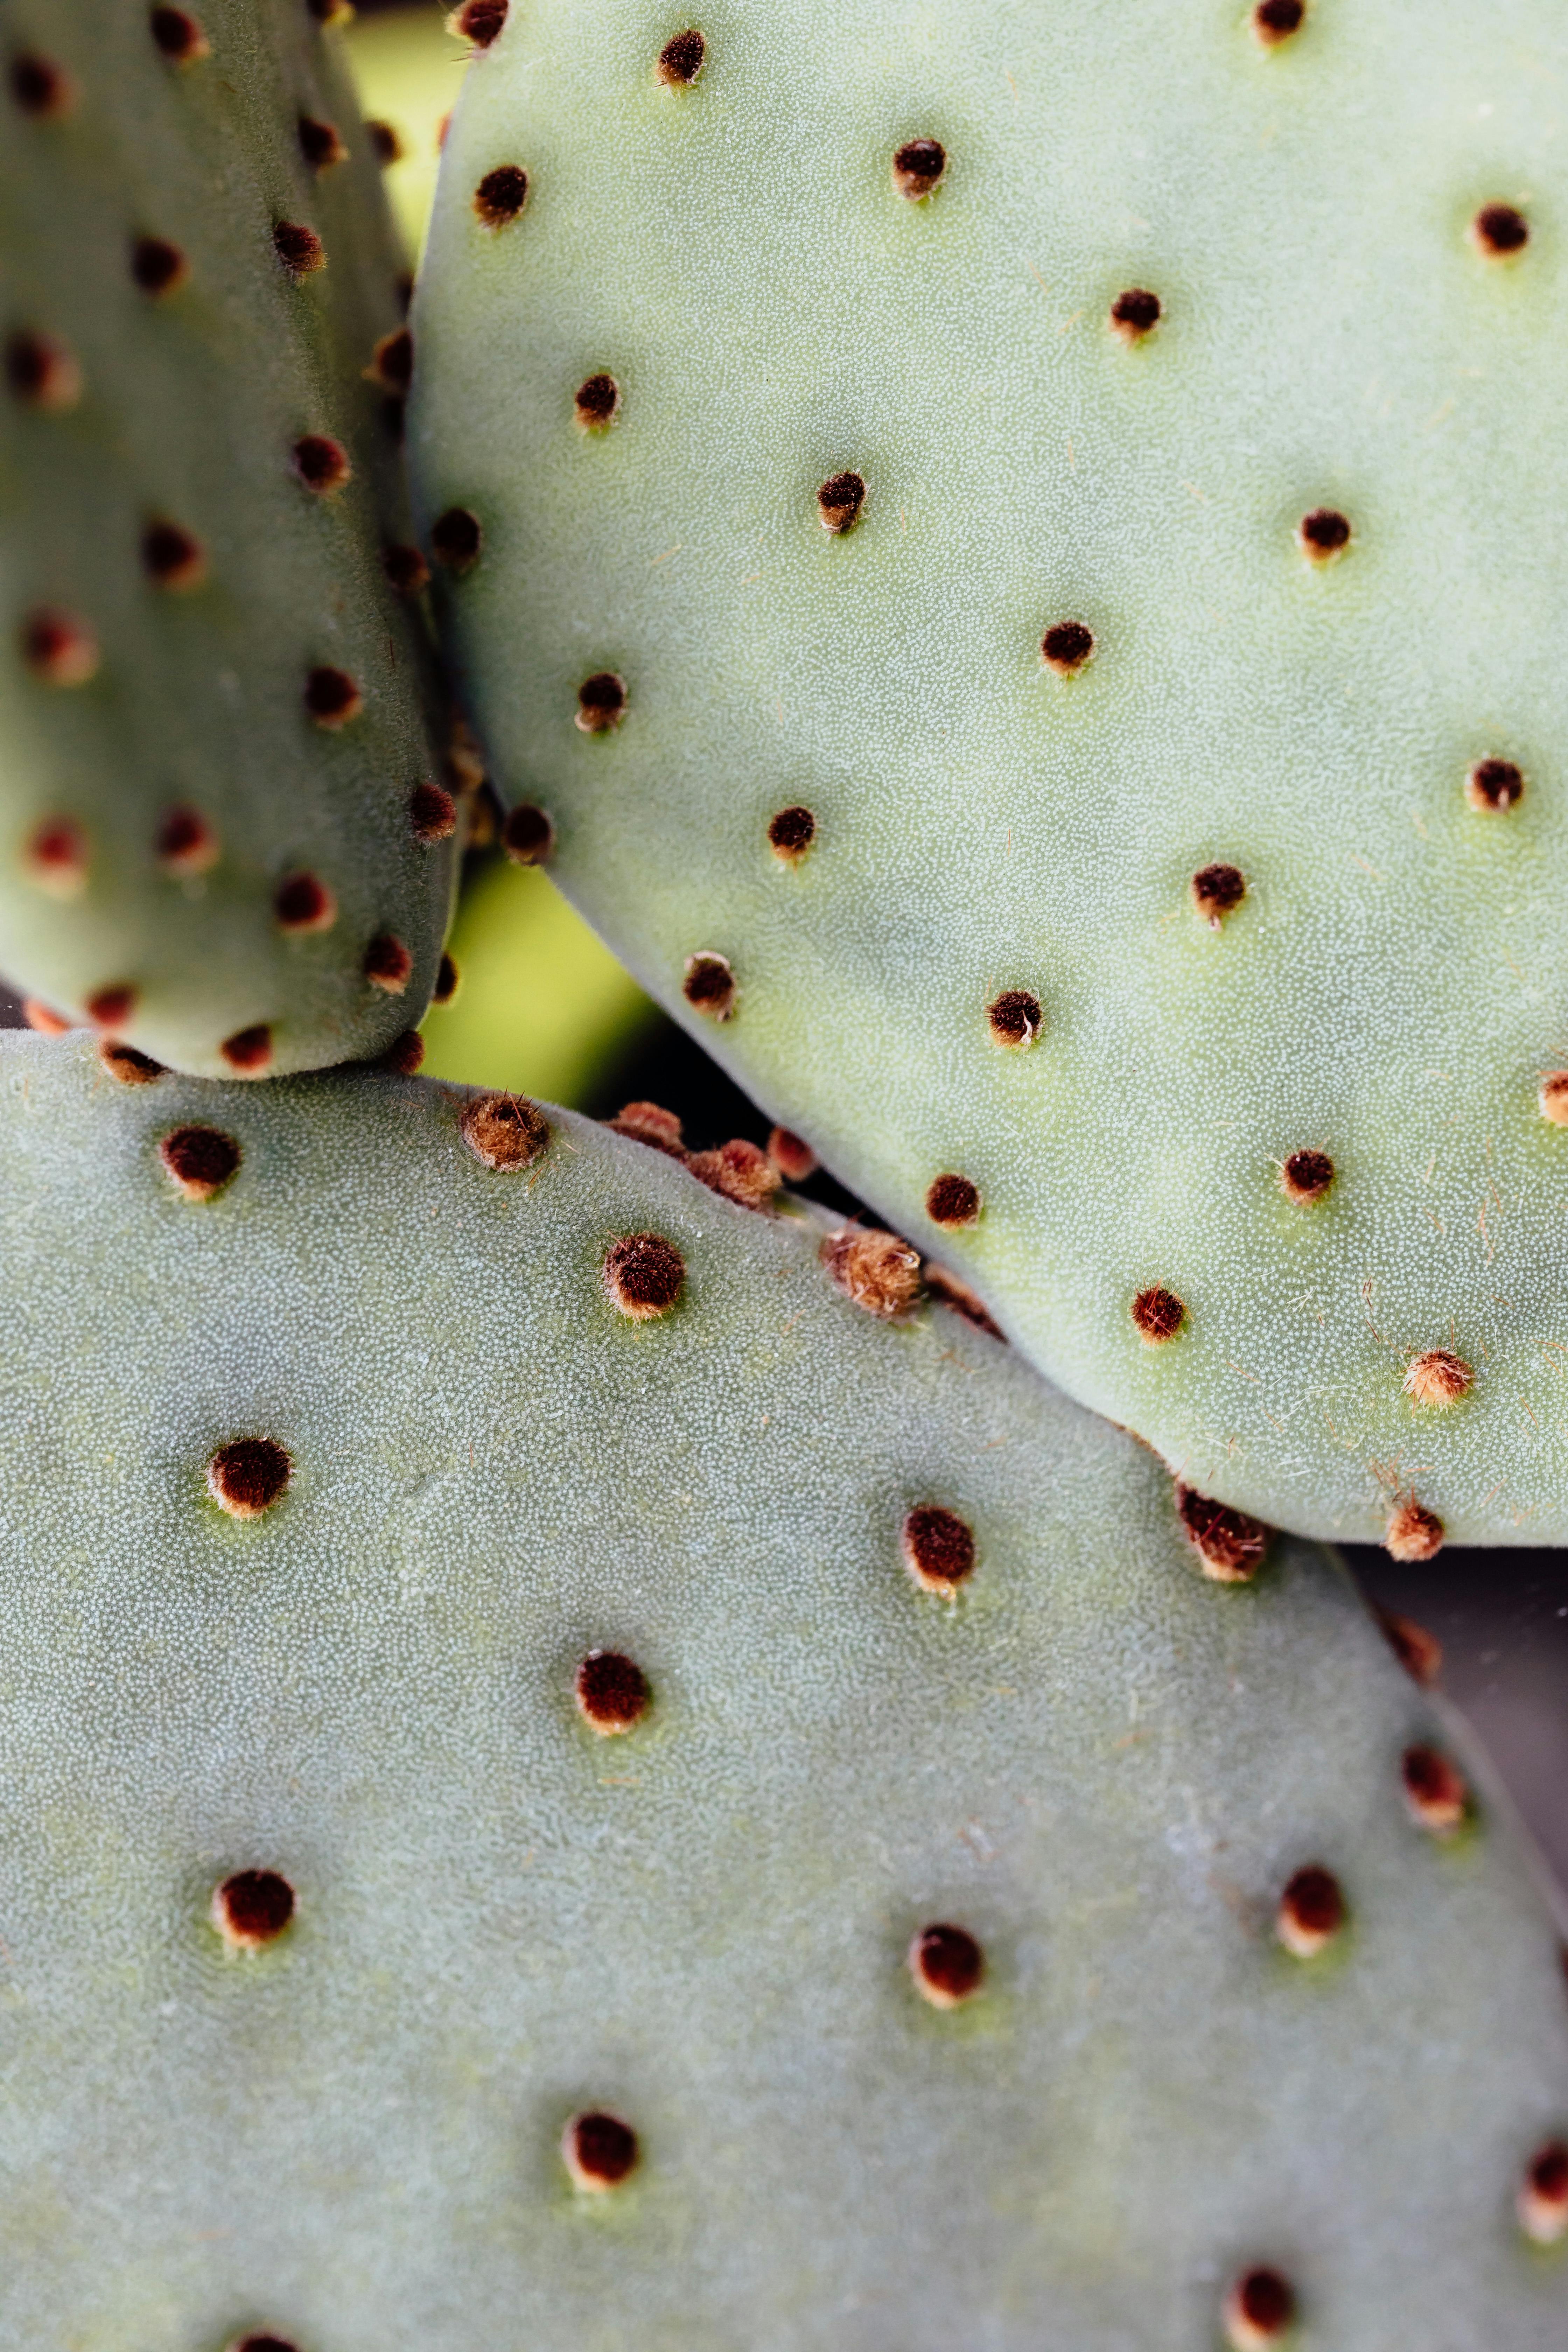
xmin=0 ymin=1032 xmax=1563 ymax=2347
xmin=412 ymin=0 xmax=1568 ymax=1548
xmin=0 ymin=0 xmax=452 ymax=1075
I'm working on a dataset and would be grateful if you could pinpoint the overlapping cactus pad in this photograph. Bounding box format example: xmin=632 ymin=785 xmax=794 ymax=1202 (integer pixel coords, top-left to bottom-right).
xmin=0 ymin=0 xmax=454 ymax=1077
xmin=411 ymin=0 xmax=1568 ymax=1549
xmin=1 ymin=1031 xmax=1564 ymax=2345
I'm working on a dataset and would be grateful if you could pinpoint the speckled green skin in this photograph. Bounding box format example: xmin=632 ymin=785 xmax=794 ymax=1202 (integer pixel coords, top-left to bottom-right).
xmin=412 ymin=0 xmax=1568 ymax=1548
xmin=0 ymin=0 xmax=452 ymax=1074
xmin=1 ymin=1031 xmax=1564 ymax=2348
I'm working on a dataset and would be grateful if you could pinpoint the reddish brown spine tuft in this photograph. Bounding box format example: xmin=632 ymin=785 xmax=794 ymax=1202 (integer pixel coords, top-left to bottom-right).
xmin=609 ymin=1101 xmax=685 ymax=1158
xmin=461 ymin=1091 xmax=550 ymax=1170
xmin=206 ymin=1437 xmax=291 ymax=1519
xmin=1466 ymin=756 xmax=1525 ymax=812
xmin=575 ymin=1650 xmax=650 ymax=1735
xmin=1540 ymin=1073 xmax=1568 ymax=1127
xmin=383 ymin=542 xmax=430 ymax=595
xmin=767 ymin=1126 xmax=816 ymax=1183
xmin=1223 ymin=2267 xmax=1296 ymax=2348
xmin=472 ymin=164 xmax=528 ymax=227
xmin=410 ymin=781 xmax=457 ymax=844
xmin=1250 ymin=0 xmax=1305 ymax=45
xmin=574 ymin=373 xmax=620 ymax=429
xmin=156 ymin=804 xmax=219 ymax=876
xmin=377 ymin=1030 xmax=424 ymax=1076
xmin=85 ymin=985 xmax=136 ymax=1029
xmin=22 ymin=608 xmax=98 ymax=687
xmin=159 ymin=1124 xmax=241 ymax=1200
xmin=1296 ymin=506 xmax=1350 ymax=562
xmin=211 ymin=1868 xmax=295 ymax=1947
xmin=303 ymin=666 xmax=362 ymax=728
xmin=823 ymin=1227 xmax=922 ymax=1318
xmin=272 ymin=220 xmax=325 ymax=280
xmin=22 ymin=999 xmax=70 ymax=1034
xmin=687 ymin=1138 xmax=780 ymax=1213
xmin=1276 ymin=1863 xmax=1345 ymax=1959
xmin=892 ymin=138 xmax=945 ymax=200
xmin=292 ymin=434 xmax=351 ymax=495
xmin=151 ymin=7 xmax=210 ymax=64
xmin=141 ymin=518 xmax=206 ymax=591
xmin=817 ymin=471 xmax=866 ymax=534
xmin=24 ymin=815 xmax=89 ymax=896
xmin=1518 ymin=2141 xmax=1568 ymax=2245
xmin=363 ymin=933 xmax=412 ymax=994
xmin=501 ymin=803 xmax=553 ymax=864
xmin=131 ymin=236 xmax=188 ymax=296
xmin=901 ymin=1504 xmax=976 ymax=1597
xmin=656 ymin=28 xmax=705 ymax=85
xmin=1132 ymin=1285 xmax=1185 ymax=1344
xmin=100 ymin=1039 xmax=165 ymax=1085
xmin=431 ymin=506 xmax=483 ymax=573
xmin=768 ymin=805 xmax=816 ymax=861
xmin=273 ymin=873 xmax=336 ymax=934
xmin=909 ymin=1923 xmax=984 ymax=2008
xmin=298 ymin=114 xmax=347 ymax=172
xmin=5 ymin=328 xmax=82 ymax=411
xmin=220 ymin=1023 xmax=273 ymax=1074
xmin=987 ymin=988 xmax=1042 ymax=1048
xmin=925 ymin=1172 xmax=980 ymax=1229
xmin=1110 ymin=287 xmax=1162 ymax=340
xmin=1041 ymin=620 xmax=1094 ymax=676
xmin=1191 ymin=863 xmax=1246 ymax=926
xmin=562 ymin=2111 xmax=638 ymax=2191
xmin=682 ymin=951 xmax=736 ymax=1021
xmin=1175 ymin=1483 xmax=1268 ymax=1582
xmin=9 ymin=51 xmax=75 ymax=119
xmin=1385 ymin=1497 xmax=1445 ymax=1561
xmin=575 ymin=671 xmax=626 ymax=733
xmin=1402 ymin=1348 xmax=1472 ymax=1409
xmin=604 ymin=1233 xmax=685 ymax=1320
xmin=365 ymin=327 xmax=413 ymax=394
xmin=1472 ymin=202 xmax=1530 ymax=259
xmin=367 ymin=119 xmax=404 ymax=167
xmin=431 ymin=951 xmax=460 ymax=1006
xmin=1279 ymin=1148 xmax=1333 ymax=1204
xmin=1401 ymin=1742 xmax=1468 ymax=1835
xmin=1375 ymin=1606 xmax=1443 ymax=1688
xmin=446 ymin=0 xmax=508 ymax=48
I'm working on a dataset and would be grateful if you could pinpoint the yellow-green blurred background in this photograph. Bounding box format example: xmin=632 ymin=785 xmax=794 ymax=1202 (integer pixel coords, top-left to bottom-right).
xmin=346 ymin=2 xmax=654 ymax=1107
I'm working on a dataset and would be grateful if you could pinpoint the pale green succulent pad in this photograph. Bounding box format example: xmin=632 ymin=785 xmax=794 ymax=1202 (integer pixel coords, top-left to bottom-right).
xmin=0 ymin=1029 xmax=1564 ymax=2345
xmin=412 ymin=0 xmax=1568 ymax=1550
xmin=0 ymin=0 xmax=454 ymax=1076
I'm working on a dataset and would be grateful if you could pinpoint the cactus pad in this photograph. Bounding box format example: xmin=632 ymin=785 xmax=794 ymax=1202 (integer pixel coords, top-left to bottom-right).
xmin=0 ymin=0 xmax=453 ymax=1076
xmin=1 ymin=1029 xmax=1564 ymax=2345
xmin=411 ymin=0 xmax=1568 ymax=1548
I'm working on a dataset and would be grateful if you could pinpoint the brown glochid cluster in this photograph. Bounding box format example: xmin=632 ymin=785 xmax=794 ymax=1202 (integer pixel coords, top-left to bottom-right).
xmin=431 ymin=951 xmax=460 ymax=1005
xmin=1250 ymin=0 xmax=1305 ymax=45
xmin=1401 ymin=1742 xmax=1468 ymax=1835
xmin=1279 ymin=1148 xmax=1333 ymax=1204
xmin=575 ymin=671 xmax=626 ymax=733
xmin=1110 ymin=287 xmax=1162 ymax=340
xmin=610 ymin=1100 xmax=685 ymax=1157
xmin=1384 ymin=1496 xmax=1444 ymax=1561
xmin=822 ymin=1227 xmax=922 ymax=1319
xmin=500 ymin=803 xmax=554 ymax=864
xmin=448 ymin=0 xmax=508 ymax=47
xmin=21 ymin=607 xmax=98 ymax=687
xmin=1539 ymin=1072 xmax=1568 ymax=1127
xmin=384 ymin=542 xmax=430 ymax=595
xmin=379 ymin=1030 xmax=425 ymax=1076
xmin=988 ymin=988 xmax=1042 ymax=1048
xmin=1222 ymin=2266 xmax=1295 ymax=2348
xmin=100 ymin=1040 xmax=164 ymax=1085
xmin=292 ymin=433 xmax=351 ymax=495
xmin=461 ymin=1091 xmax=550 ymax=1170
xmin=1519 ymin=2140 xmax=1568 ymax=2245
xmin=1296 ymin=505 xmax=1350 ymax=561
xmin=768 ymin=1126 xmax=817 ymax=1183
xmin=26 ymin=814 xmax=89 ymax=893
xmin=304 ymin=666 xmax=362 ymax=728
xmin=207 ymin=1436 xmax=292 ymax=1519
xmin=220 ymin=1023 xmax=272 ymax=1074
xmin=157 ymin=805 xmax=219 ymax=875
xmin=909 ymin=1923 xmax=984 ymax=2008
xmin=925 ymin=1172 xmax=980 ymax=1228
xmin=141 ymin=519 xmax=205 ymax=590
xmin=298 ymin=114 xmax=347 ymax=172
xmin=901 ymin=1504 xmax=976 ymax=1597
xmin=1041 ymin=619 xmax=1094 ymax=675
xmin=272 ymin=220 xmax=325 ymax=280
xmin=1466 ymin=756 xmax=1524 ymax=812
xmin=212 ymin=1868 xmax=295 ymax=1948
xmin=151 ymin=7 xmax=210 ymax=63
xmin=1132 ymin=1285 xmax=1185 ymax=1344
xmin=86 ymin=985 xmax=135 ymax=1029
xmin=1472 ymin=202 xmax=1529 ymax=258
xmin=366 ymin=327 xmax=414 ymax=395
xmin=563 ymin=2110 xmax=638 ymax=2190
xmin=410 ymin=781 xmax=458 ymax=844
xmin=656 ymin=28 xmax=705 ymax=86
xmin=682 ymin=951 xmax=736 ymax=1020
xmin=604 ymin=1232 xmax=685 ymax=1320
xmin=1175 ymin=1483 xmax=1268 ymax=1582
xmin=5 ymin=328 xmax=81 ymax=412
xmin=767 ymin=805 xmax=815 ymax=861
xmin=575 ymin=1650 xmax=650 ymax=1735
xmin=574 ymin=372 xmax=620 ymax=429
xmin=10 ymin=51 xmax=75 ymax=119
xmin=368 ymin=119 xmax=403 ymax=166
xmin=1191 ymin=862 xmax=1246 ymax=925
xmin=273 ymin=872 xmax=336 ymax=934
xmin=818 ymin=471 xmax=866 ymax=533
xmin=1401 ymin=1348 xmax=1472 ymax=1410
xmin=432 ymin=506 xmax=483 ymax=573
xmin=1275 ymin=1863 xmax=1345 ymax=1959
xmin=686 ymin=1138 xmax=780 ymax=1213
xmin=892 ymin=138 xmax=946 ymax=200
xmin=473 ymin=164 xmax=529 ymax=227
xmin=1374 ymin=1606 xmax=1442 ymax=1687
xmin=159 ymin=1123 xmax=240 ymax=1200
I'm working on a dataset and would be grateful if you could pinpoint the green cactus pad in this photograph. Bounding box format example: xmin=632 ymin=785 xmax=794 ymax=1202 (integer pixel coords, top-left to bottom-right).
xmin=0 ymin=0 xmax=453 ymax=1077
xmin=411 ymin=0 xmax=1568 ymax=1550
xmin=1 ymin=1029 xmax=1564 ymax=2346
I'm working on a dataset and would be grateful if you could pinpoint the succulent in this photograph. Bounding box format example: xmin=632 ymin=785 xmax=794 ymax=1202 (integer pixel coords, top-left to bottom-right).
xmin=0 ymin=0 xmax=455 ymax=1077
xmin=0 ymin=1027 xmax=1565 ymax=2344
xmin=410 ymin=0 xmax=1568 ymax=1553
